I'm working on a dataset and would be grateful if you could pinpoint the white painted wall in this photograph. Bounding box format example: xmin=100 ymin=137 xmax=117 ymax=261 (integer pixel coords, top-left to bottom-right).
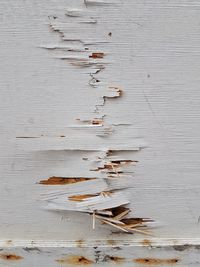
xmin=0 ymin=0 xmax=200 ymax=265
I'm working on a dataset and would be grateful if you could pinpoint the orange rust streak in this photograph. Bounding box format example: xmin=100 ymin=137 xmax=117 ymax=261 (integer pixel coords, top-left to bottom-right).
xmin=134 ymin=258 xmax=179 ymax=265
xmin=0 ymin=254 xmax=23 ymax=261
xmin=39 ymin=177 xmax=95 ymax=185
xmin=105 ymin=256 xmax=125 ymax=263
xmin=89 ymin=52 xmax=104 ymax=59
xmin=56 ymin=256 xmax=94 ymax=265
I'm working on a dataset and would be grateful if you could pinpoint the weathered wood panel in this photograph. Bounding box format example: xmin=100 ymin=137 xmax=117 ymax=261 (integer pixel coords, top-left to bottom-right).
xmin=0 ymin=0 xmax=200 ymax=265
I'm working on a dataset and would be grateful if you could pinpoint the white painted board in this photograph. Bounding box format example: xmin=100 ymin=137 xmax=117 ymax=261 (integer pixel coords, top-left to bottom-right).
xmin=0 ymin=0 xmax=200 ymax=266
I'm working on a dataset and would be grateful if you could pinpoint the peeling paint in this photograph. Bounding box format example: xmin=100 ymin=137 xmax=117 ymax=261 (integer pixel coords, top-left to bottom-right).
xmin=84 ymin=0 xmax=114 ymax=6
xmin=65 ymin=9 xmax=84 ymax=17
xmin=107 ymin=86 xmax=123 ymax=98
xmin=68 ymin=194 xmax=99 ymax=202
xmin=91 ymin=160 xmax=137 ymax=173
xmin=89 ymin=52 xmax=105 ymax=58
xmin=37 ymin=0 xmax=151 ymax=235
xmin=39 ymin=177 xmax=94 ymax=185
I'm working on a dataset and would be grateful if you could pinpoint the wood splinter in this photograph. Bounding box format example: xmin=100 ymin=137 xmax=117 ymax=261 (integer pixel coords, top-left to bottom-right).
xmin=89 ymin=205 xmax=152 ymax=235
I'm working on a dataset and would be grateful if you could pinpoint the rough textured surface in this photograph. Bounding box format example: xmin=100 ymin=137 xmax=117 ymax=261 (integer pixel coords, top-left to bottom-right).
xmin=0 ymin=0 xmax=200 ymax=265
xmin=0 ymin=241 xmax=200 ymax=266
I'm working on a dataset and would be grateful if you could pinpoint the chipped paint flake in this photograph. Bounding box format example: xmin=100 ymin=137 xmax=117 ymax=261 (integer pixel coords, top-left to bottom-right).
xmin=89 ymin=52 xmax=105 ymax=58
xmin=35 ymin=0 xmax=151 ymax=235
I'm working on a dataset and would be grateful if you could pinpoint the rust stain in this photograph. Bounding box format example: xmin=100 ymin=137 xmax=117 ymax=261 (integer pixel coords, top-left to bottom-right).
xmin=134 ymin=258 xmax=179 ymax=265
xmin=89 ymin=52 xmax=104 ymax=59
xmin=141 ymin=239 xmax=152 ymax=246
xmin=56 ymin=256 xmax=94 ymax=265
xmin=39 ymin=177 xmax=95 ymax=185
xmin=103 ymin=255 xmax=125 ymax=263
xmin=0 ymin=254 xmax=23 ymax=261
